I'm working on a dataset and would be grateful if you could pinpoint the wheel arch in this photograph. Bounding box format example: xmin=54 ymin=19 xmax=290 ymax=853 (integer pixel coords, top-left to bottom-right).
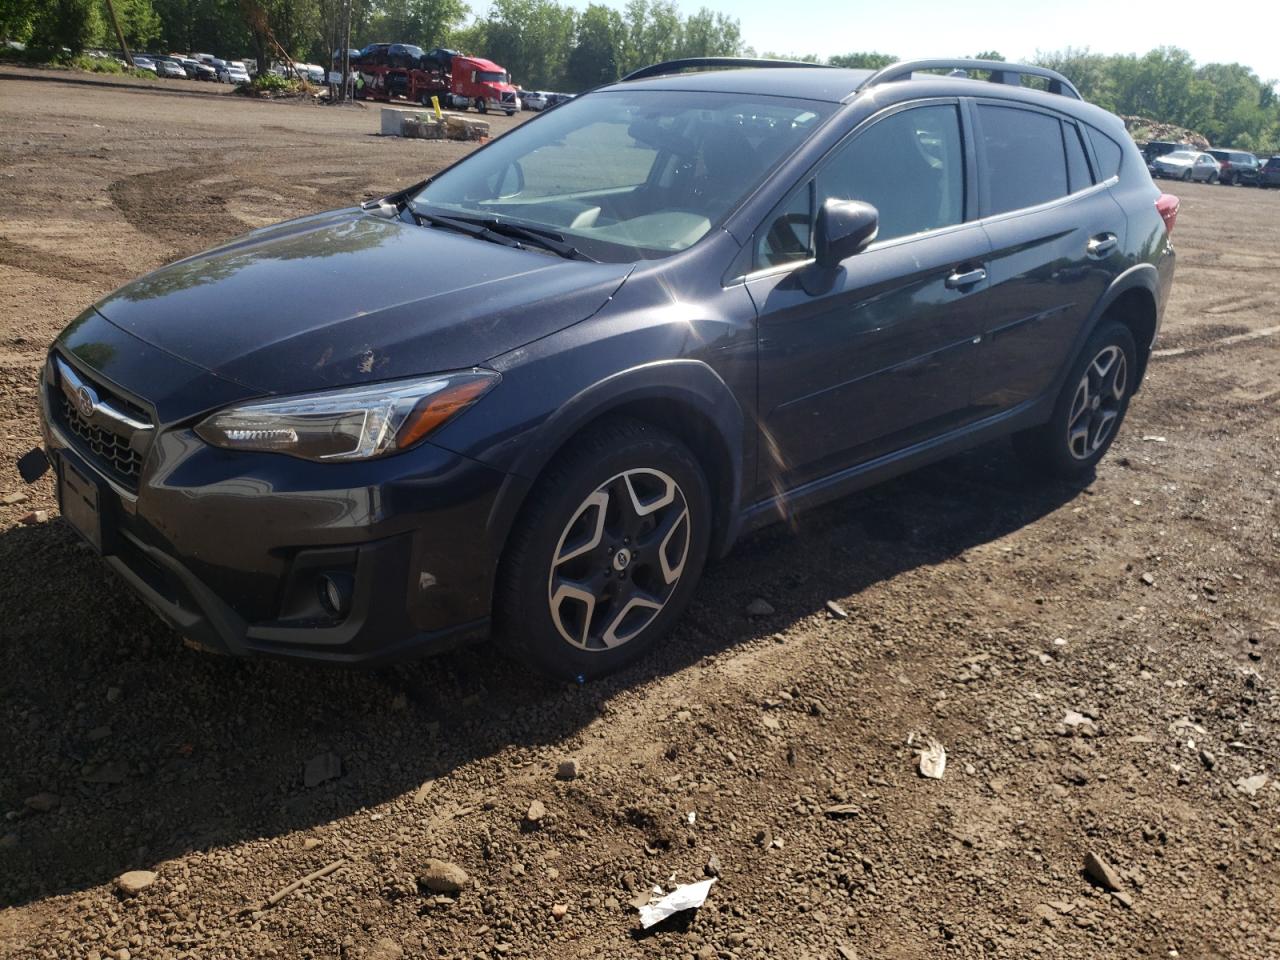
xmin=1071 ymin=264 xmax=1160 ymax=394
xmin=487 ymin=360 xmax=746 ymax=566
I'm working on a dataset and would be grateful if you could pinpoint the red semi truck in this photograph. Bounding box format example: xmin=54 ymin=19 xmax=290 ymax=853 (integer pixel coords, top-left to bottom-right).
xmin=349 ymin=44 xmax=521 ymax=116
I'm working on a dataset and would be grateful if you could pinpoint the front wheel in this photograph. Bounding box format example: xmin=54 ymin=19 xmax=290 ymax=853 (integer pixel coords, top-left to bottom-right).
xmin=1013 ymin=321 xmax=1137 ymax=479
xmin=495 ymin=420 xmax=711 ymax=680
xmin=475 ymin=97 xmax=488 ymax=113
xmin=1181 ymin=169 xmax=1193 ymax=181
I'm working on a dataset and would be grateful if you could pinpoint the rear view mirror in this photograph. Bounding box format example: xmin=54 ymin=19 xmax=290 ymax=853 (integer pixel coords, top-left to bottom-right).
xmin=815 ymin=198 xmax=878 ymax=267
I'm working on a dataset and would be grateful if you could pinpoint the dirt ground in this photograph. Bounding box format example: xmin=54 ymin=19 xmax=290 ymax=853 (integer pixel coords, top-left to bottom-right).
xmin=1 ymin=76 xmax=1278 ymax=960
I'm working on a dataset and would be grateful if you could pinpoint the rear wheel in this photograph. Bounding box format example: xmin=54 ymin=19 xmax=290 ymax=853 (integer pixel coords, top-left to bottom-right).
xmin=1013 ymin=321 xmax=1137 ymax=479
xmin=495 ymin=420 xmax=711 ymax=680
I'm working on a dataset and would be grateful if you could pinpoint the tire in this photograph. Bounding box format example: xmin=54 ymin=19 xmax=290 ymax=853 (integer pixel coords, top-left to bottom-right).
xmin=1181 ymin=169 xmax=1192 ymax=181
xmin=494 ymin=419 xmax=712 ymax=681
xmin=475 ymin=97 xmax=488 ymax=113
xmin=1012 ymin=321 xmax=1137 ymax=479
xmin=1208 ymin=172 xmax=1218 ymax=184
xmin=505 ymin=110 xmax=516 ymax=116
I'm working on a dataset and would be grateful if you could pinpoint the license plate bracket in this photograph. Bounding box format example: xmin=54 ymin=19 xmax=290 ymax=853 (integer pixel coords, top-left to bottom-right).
xmin=59 ymin=456 xmax=103 ymax=554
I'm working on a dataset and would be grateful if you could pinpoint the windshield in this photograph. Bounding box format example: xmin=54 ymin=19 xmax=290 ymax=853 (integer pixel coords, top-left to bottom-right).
xmin=411 ymin=89 xmax=834 ymax=262
xmin=476 ymin=70 xmax=508 ymax=83
xmin=1165 ymin=151 xmax=1195 ymax=161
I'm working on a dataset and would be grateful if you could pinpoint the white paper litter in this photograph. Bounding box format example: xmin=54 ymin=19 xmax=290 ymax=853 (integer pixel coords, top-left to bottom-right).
xmin=638 ymin=878 xmax=716 ymax=928
xmin=916 ymin=737 xmax=947 ymax=780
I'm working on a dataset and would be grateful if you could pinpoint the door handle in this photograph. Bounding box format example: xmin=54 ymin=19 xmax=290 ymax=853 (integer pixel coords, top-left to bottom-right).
xmin=945 ymin=267 xmax=987 ymax=289
xmin=1088 ymin=233 xmax=1118 ymax=257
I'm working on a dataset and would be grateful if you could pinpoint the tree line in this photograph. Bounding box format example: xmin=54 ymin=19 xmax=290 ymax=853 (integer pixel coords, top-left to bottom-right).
xmin=3 ymin=0 xmax=1277 ymax=149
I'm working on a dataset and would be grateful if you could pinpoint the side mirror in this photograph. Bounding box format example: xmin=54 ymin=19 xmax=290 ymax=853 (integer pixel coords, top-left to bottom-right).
xmin=814 ymin=198 xmax=879 ymax=268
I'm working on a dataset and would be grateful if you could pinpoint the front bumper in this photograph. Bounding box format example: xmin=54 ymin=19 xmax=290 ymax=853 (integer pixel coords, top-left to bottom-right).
xmin=39 ymin=338 xmax=515 ymax=665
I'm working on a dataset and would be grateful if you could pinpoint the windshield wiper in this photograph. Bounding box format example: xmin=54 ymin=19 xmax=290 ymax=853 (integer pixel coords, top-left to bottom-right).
xmin=412 ymin=211 xmax=522 ymax=249
xmin=473 ymin=219 xmax=596 ymax=262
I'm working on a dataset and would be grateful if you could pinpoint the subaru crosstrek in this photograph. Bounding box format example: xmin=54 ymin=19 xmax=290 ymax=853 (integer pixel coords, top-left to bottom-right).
xmin=36 ymin=58 xmax=1178 ymax=679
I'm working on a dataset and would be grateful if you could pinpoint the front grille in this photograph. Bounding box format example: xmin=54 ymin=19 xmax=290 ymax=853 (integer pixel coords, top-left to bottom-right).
xmin=50 ymin=356 xmax=153 ymax=489
xmin=59 ymin=396 xmax=144 ymax=483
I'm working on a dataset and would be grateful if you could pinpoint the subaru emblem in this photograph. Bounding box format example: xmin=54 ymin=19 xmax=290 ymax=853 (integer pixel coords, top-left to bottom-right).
xmin=75 ymin=385 xmax=96 ymax=419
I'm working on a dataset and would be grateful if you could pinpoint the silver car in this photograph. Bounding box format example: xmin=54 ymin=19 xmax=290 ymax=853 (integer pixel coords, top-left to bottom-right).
xmin=1152 ymin=150 xmax=1220 ymax=183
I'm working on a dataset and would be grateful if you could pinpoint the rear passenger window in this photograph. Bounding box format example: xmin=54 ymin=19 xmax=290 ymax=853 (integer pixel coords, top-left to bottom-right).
xmin=1086 ymin=126 xmax=1123 ymax=180
xmin=977 ymin=104 xmax=1068 ymax=214
xmin=1064 ymin=122 xmax=1093 ymax=193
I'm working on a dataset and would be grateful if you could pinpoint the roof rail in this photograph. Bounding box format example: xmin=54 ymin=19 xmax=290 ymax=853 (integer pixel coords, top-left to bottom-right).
xmin=861 ymin=59 xmax=1082 ymax=100
xmin=621 ymin=57 xmax=831 ymax=82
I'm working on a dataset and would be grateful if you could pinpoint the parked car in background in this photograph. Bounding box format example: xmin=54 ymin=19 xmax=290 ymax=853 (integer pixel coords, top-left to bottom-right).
xmin=192 ymin=62 xmax=218 ymax=81
xmin=218 ymin=61 xmax=250 ymax=84
xmin=37 ymin=57 xmax=1177 ymax=679
xmin=1142 ymin=140 xmax=1195 ymax=165
xmin=130 ymin=56 xmax=157 ymax=73
xmin=544 ymin=92 xmax=575 ymax=107
xmin=155 ymin=58 xmax=187 ymax=79
xmin=1259 ymin=156 xmax=1280 ymax=188
xmin=521 ymin=90 xmax=548 ymax=111
xmin=1206 ymin=149 xmax=1260 ymax=186
xmin=1151 ymin=150 xmax=1220 ymax=182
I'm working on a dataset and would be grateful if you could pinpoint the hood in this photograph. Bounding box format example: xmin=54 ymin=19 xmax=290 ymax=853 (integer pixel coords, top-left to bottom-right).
xmin=94 ymin=209 xmax=632 ymax=395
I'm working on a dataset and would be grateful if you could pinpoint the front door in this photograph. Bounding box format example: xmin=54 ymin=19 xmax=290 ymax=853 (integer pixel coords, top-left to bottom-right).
xmin=747 ymin=101 xmax=991 ymax=495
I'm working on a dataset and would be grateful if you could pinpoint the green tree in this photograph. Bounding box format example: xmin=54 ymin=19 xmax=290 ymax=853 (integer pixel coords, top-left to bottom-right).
xmin=31 ymin=0 xmax=102 ymax=53
xmin=675 ymin=6 xmax=738 ymax=59
xmin=477 ymin=0 xmax=576 ymax=89
xmin=827 ymin=51 xmax=894 ymax=69
xmin=365 ymin=0 xmax=466 ymax=50
xmin=565 ymin=2 xmax=621 ymax=89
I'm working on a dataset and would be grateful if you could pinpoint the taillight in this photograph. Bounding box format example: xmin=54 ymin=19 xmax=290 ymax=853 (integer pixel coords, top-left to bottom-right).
xmin=1156 ymin=194 xmax=1179 ymax=235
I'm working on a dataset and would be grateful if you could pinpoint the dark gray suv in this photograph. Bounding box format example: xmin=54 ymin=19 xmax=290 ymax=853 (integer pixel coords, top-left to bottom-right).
xmin=37 ymin=58 xmax=1178 ymax=679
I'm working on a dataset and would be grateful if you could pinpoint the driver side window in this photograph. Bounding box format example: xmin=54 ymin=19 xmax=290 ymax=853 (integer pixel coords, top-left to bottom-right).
xmin=755 ymin=103 xmax=966 ymax=269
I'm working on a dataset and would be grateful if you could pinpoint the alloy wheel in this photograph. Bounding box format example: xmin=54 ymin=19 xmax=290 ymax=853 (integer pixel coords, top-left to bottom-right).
xmin=547 ymin=468 xmax=691 ymax=651
xmin=1066 ymin=345 xmax=1128 ymax=460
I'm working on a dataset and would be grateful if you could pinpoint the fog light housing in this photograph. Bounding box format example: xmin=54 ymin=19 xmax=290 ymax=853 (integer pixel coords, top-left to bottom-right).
xmin=317 ymin=572 xmax=354 ymax=619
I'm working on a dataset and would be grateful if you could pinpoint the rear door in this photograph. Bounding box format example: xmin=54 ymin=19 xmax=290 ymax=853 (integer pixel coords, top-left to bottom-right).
xmin=748 ymin=100 xmax=994 ymax=491
xmin=969 ymin=102 xmax=1126 ymax=416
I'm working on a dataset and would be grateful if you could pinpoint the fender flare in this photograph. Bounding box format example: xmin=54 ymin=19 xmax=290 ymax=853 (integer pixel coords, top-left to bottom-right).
xmin=1056 ymin=262 xmax=1161 ymax=396
xmin=486 ymin=359 xmax=747 ymax=561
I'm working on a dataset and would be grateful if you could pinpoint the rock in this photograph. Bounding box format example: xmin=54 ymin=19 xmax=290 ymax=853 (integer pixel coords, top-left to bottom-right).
xmin=367 ymin=938 xmax=403 ymax=960
xmin=745 ymin=598 xmax=775 ymax=617
xmin=82 ymin=760 xmax=128 ymax=784
xmin=1061 ymin=762 xmax=1089 ymax=785
xmin=303 ymin=751 xmax=342 ymax=788
xmin=114 ymin=870 xmax=157 ymax=896
xmin=551 ymin=903 xmax=568 ymax=920
xmin=555 ymin=758 xmax=580 ymax=781
xmin=1112 ymin=890 xmax=1134 ymax=909
xmin=1083 ymin=851 xmax=1124 ymax=892
xmin=302 ymin=837 xmax=322 ymax=850
xmin=106 ymin=686 xmax=122 ymax=703
xmin=697 ymin=947 xmax=717 ymax=960
xmin=704 ymin=853 xmax=722 ymax=877
xmin=525 ymin=799 xmax=547 ymax=824
xmin=24 ymin=792 xmax=60 ymax=812
xmin=418 ymin=858 xmax=469 ymax=894
xmin=1199 ymin=749 xmax=1216 ymax=770
xmin=1033 ymin=903 xmax=1058 ymax=925
xmin=0 ymin=832 xmax=18 ymax=851
xmin=826 ymin=600 xmax=849 ymax=619
xmin=412 ymin=779 xmax=435 ymax=803
xmin=2 ymin=490 xmax=28 ymax=505
xmin=1235 ymin=773 xmax=1269 ymax=796
xmin=19 ymin=509 xmax=49 ymax=524
xmin=1139 ymin=572 xmax=1155 ymax=586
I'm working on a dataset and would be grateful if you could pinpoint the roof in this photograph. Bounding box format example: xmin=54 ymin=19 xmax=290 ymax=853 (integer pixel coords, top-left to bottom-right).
xmin=604 ymin=67 xmax=873 ymax=103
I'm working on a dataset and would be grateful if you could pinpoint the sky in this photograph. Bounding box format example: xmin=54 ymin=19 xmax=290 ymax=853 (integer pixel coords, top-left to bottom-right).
xmin=571 ymin=0 xmax=1280 ymax=83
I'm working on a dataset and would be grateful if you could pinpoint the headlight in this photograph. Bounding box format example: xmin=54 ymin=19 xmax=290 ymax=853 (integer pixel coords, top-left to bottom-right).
xmin=194 ymin=369 xmax=498 ymax=462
